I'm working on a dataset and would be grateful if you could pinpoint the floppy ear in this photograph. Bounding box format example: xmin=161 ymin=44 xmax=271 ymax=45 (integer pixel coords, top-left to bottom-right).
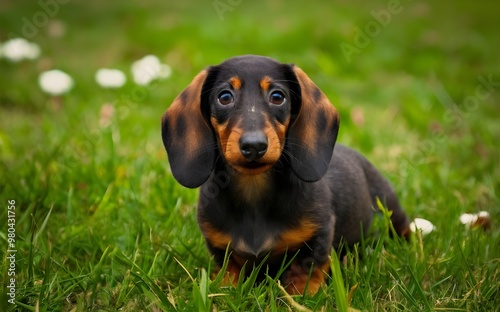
xmin=286 ymin=66 xmax=340 ymax=182
xmin=161 ymin=70 xmax=216 ymax=188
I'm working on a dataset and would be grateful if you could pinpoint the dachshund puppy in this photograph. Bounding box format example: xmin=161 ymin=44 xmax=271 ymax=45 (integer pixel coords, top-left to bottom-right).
xmin=161 ymin=55 xmax=410 ymax=295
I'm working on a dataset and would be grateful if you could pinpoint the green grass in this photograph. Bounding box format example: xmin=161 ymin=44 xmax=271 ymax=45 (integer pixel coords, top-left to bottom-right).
xmin=1 ymin=0 xmax=499 ymax=311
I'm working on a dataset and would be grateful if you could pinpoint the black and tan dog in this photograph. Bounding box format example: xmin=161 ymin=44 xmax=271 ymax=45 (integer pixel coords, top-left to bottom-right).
xmin=161 ymin=55 xmax=410 ymax=295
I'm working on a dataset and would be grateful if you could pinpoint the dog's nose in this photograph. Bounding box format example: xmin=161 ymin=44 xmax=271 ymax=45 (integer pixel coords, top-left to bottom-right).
xmin=239 ymin=131 xmax=268 ymax=161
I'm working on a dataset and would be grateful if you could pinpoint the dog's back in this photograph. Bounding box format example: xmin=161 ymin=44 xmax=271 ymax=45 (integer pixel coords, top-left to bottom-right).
xmin=327 ymin=144 xmax=410 ymax=248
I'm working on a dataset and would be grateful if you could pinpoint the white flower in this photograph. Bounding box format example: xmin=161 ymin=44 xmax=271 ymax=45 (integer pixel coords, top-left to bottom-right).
xmin=38 ymin=69 xmax=74 ymax=95
xmin=409 ymin=218 xmax=436 ymax=235
xmin=158 ymin=63 xmax=172 ymax=79
xmin=460 ymin=211 xmax=490 ymax=228
xmin=460 ymin=213 xmax=475 ymax=225
xmin=95 ymin=68 xmax=126 ymax=88
xmin=1 ymin=38 xmax=40 ymax=62
xmin=131 ymin=54 xmax=171 ymax=85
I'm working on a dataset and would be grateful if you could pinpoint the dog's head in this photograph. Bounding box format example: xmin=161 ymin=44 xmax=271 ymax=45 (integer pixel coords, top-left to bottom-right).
xmin=162 ymin=55 xmax=340 ymax=188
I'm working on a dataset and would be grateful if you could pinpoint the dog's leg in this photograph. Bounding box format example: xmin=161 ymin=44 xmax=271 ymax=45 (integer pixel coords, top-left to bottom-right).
xmin=368 ymin=173 xmax=411 ymax=239
xmin=283 ymin=258 xmax=330 ymax=295
xmin=351 ymin=146 xmax=411 ymax=239
xmin=219 ymin=253 xmax=247 ymax=287
xmin=281 ymin=229 xmax=333 ymax=296
xmin=387 ymin=195 xmax=411 ymax=239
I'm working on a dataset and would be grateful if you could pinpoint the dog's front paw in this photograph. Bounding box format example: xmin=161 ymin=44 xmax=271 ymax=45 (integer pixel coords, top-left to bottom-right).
xmin=218 ymin=256 xmax=245 ymax=288
xmin=282 ymin=260 xmax=327 ymax=296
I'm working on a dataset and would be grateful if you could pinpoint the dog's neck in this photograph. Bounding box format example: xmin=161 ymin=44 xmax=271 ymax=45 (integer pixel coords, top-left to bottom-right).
xmin=234 ymin=172 xmax=271 ymax=203
xmin=215 ymin=158 xmax=300 ymax=205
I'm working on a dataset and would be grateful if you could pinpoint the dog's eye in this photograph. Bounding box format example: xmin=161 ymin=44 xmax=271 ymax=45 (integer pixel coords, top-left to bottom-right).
xmin=218 ymin=91 xmax=234 ymax=105
xmin=269 ymin=91 xmax=285 ymax=105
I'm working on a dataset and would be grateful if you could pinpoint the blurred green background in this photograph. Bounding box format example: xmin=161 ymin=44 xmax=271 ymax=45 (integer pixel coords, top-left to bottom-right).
xmin=1 ymin=0 xmax=499 ymax=311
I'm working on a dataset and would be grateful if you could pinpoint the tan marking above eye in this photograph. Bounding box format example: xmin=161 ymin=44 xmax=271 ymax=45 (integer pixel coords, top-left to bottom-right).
xmin=229 ymin=76 xmax=242 ymax=90
xmin=259 ymin=76 xmax=272 ymax=92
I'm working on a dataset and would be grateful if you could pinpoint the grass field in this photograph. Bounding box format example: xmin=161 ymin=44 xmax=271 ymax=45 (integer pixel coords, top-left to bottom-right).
xmin=1 ymin=0 xmax=499 ymax=311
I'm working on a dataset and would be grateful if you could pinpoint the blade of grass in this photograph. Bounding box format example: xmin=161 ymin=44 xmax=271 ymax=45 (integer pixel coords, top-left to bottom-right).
xmin=330 ymin=253 xmax=348 ymax=312
xmin=275 ymin=280 xmax=312 ymax=312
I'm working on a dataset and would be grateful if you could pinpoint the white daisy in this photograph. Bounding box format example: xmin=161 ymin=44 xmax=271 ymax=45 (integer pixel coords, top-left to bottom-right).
xmin=1 ymin=38 xmax=40 ymax=62
xmin=459 ymin=211 xmax=491 ymax=229
xmin=131 ymin=54 xmax=171 ymax=85
xmin=95 ymin=68 xmax=126 ymax=88
xmin=38 ymin=69 xmax=74 ymax=95
xmin=409 ymin=218 xmax=436 ymax=235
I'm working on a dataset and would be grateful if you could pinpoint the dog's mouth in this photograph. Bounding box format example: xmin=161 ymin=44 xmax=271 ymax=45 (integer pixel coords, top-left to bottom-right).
xmin=233 ymin=161 xmax=272 ymax=175
xmin=244 ymin=161 xmax=267 ymax=169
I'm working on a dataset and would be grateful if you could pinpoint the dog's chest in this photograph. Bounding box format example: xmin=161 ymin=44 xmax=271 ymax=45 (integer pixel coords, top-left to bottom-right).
xmin=200 ymin=171 xmax=318 ymax=257
xmin=227 ymin=211 xmax=318 ymax=259
xmin=229 ymin=216 xmax=279 ymax=257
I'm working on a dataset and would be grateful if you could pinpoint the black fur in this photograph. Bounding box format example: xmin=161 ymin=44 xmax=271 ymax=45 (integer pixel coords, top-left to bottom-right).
xmin=161 ymin=55 xmax=410 ymax=295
